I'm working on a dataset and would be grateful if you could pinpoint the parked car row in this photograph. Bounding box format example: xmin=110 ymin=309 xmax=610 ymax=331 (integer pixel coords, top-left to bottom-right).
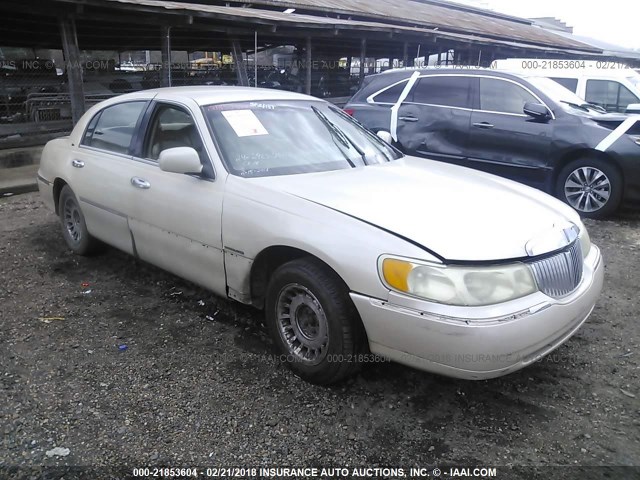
xmin=38 ymin=86 xmax=603 ymax=385
xmin=345 ymin=68 xmax=640 ymax=218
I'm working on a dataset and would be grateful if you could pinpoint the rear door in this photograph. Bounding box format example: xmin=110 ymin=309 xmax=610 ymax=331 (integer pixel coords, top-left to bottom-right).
xmin=466 ymin=76 xmax=554 ymax=188
xmin=72 ymin=100 xmax=148 ymax=254
xmin=396 ymin=75 xmax=473 ymax=162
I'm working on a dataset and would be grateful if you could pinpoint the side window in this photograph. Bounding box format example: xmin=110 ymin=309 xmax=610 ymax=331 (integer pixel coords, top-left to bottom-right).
xmin=144 ymin=104 xmax=204 ymax=162
xmin=81 ymin=101 xmax=146 ymax=154
xmin=550 ymin=77 xmax=578 ymax=93
xmin=585 ymin=80 xmax=639 ymax=112
xmin=371 ymin=80 xmax=408 ymax=104
xmin=479 ymin=78 xmax=538 ymax=114
xmin=409 ymin=76 xmax=472 ymax=108
xmin=618 ymin=84 xmax=639 ymax=112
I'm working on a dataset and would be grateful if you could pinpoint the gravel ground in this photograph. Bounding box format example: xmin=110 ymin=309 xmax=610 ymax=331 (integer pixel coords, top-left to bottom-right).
xmin=1 ymin=192 xmax=639 ymax=478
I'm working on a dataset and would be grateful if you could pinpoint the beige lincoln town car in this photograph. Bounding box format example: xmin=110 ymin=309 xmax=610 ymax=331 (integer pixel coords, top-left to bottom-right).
xmin=37 ymin=87 xmax=604 ymax=384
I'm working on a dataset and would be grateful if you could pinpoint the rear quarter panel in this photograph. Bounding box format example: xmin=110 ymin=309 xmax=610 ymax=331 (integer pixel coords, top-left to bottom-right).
xmin=38 ymin=137 xmax=72 ymax=213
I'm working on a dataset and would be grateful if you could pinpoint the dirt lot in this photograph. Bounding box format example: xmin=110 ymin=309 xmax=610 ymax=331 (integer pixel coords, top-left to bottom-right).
xmin=1 ymin=192 xmax=639 ymax=478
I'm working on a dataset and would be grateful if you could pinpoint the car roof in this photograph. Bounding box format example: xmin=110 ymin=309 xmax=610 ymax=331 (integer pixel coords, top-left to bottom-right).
xmin=375 ymin=67 xmax=524 ymax=79
xmin=111 ymin=86 xmax=317 ymax=106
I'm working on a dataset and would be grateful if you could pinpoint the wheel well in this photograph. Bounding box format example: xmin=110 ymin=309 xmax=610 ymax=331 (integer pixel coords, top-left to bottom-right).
xmin=52 ymin=178 xmax=68 ymax=215
xmin=251 ymin=246 xmax=354 ymax=310
xmin=553 ymin=149 xmax=623 ymax=189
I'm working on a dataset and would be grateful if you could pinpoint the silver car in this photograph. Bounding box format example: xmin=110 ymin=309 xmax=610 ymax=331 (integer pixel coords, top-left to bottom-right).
xmin=37 ymin=87 xmax=604 ymax=384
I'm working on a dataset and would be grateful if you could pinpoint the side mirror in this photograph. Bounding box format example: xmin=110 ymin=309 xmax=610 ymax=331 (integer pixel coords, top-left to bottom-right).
xmin=376 ymin=130 xmax=394 ymax=144
xmin=158 ymin=147 xmax=203 ymax=175
xmin=625 ymin=103 xmax=640 ymax=114
xmin=523 ymin=102 xmax=551 ymax=120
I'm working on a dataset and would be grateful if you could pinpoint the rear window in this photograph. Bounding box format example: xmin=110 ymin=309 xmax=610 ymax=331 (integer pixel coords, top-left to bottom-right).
xmin=81 ymin=101 xmax=146 ymax=154
xmin=408 ymin=76 xmax=473 ymax=109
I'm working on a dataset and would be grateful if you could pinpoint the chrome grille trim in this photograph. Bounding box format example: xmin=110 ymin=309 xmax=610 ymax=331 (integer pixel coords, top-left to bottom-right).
xmin=528 ymin=241 xmax=584 ymax=298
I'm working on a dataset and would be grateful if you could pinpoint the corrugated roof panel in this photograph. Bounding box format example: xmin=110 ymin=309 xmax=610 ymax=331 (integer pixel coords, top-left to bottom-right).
xmin=90 ymin=0 xmax=600 ymax=53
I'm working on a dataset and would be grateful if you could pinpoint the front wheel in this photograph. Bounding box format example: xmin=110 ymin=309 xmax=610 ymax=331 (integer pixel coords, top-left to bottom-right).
xmin=265 ymin=258 xmax=367 ymax=385
xmin=556 ymin=158 xmax=622 ymax=219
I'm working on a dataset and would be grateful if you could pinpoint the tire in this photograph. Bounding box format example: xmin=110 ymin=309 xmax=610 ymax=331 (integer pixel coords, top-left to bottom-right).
xmin=58 ymin=185 xmax=102 ymax=255
xmin=265 ymin=257 xmax=367 ymax=385
xmin=555 ymin=157 xmax=623 ymax=219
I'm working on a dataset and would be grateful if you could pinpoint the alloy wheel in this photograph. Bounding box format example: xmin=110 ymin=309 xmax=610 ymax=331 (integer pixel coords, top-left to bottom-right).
xmin=564 ymin=166 xmax=611 ymax=213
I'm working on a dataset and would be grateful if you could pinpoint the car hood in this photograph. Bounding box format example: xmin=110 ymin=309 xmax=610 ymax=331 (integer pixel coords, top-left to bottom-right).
xmin=250 ymin=156 xmax=580 ymax=262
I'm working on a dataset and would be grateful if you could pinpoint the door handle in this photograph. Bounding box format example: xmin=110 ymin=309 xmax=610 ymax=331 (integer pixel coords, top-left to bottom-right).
xmin=399 ymin=116 xmax=419 ymax=122
xmin=472 ymin=122 xmax=494 ymax=129
xmin=71 ymin=159 xmax=85 ymax=168
xmin=130 ymin=177 xmax=151 ymax=189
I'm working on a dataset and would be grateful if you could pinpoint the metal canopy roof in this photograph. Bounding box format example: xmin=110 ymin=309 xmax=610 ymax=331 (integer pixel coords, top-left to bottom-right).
xmin=182 ymin=0 xmax=599 ymax=52
xmin=0 ymin=0 xmax=602 ymax=56
xmin=55 ymin=0 xmax=600 ymax=54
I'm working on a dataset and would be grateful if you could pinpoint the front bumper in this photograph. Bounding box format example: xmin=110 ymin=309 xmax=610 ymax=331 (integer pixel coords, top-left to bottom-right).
xmin=351 ymin=245 xmax=604 ymax=380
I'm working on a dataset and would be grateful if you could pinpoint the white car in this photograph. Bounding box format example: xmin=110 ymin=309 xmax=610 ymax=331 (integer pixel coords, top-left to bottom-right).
xmin=37 ymin=87 xmax=604 ymax=384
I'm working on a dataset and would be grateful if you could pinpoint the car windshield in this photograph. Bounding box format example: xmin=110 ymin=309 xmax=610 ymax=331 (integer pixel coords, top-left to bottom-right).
xmin=203 ymin=100 xmax=402 ymax=178
xmin=526 ymin=76 xmax=604 ymax=112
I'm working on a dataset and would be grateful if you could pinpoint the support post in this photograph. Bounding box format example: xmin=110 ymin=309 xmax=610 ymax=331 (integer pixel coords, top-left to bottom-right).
xmin=59 ymin=16 xmax=85 ymax=125
xmin=161 ymin=25 xmax=172 ymax=87
xmin=359 ymin=38 xmax=367 ymax=85
xmin=403 ymin=41 xmax=409 ymax=67
xmin=231 ymin=39 xmax=249 ymax=86
xmin=305 ymin=36 xmax=312 ymax=95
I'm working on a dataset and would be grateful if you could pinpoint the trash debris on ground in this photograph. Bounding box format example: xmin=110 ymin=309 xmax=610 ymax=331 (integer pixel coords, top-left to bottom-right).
xmin=169 ymin=290 xmax=183 ymax=297
xmin=82 ymin=289 xmax=92 ymax=295
xmin=204 ymin=309 xmax=220 ymax=322
xmin=197 ymin=300 xmax=205 ymax=306
xmin=39 ymin=317 xmax=65 ymax=324
xmin=45 ymin=447 xmax=70 ymax=457
xmin=118 ymin=345 xmax=128 ymax=351
xmin=81 ymin=282 xmax=90 ymax=288
xmin=3 ymin=193 xmax=14 ymax=197
xmin=620 ymin=388 xmax=636 ymax=398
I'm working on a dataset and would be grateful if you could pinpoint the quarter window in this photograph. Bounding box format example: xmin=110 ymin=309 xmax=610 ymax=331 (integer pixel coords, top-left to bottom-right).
xmin=408 ymin=76 xmax=472 ymax=108
xmin=81 ymin=101 xmax=146 ymax=154
xmin=550 ymin=77 xmax=579 ymax=93
xmin=586 ymin=79 xmax=639 ymax=113
xmin=479 ymin=78 xmax=538 ymax=115
xmin=371 ymin=80 xmax=408 ymax=104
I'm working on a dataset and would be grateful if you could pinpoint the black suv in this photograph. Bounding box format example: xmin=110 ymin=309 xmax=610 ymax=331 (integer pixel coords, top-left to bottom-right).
xmin=345 ymin=68 xmax=640 ymax=218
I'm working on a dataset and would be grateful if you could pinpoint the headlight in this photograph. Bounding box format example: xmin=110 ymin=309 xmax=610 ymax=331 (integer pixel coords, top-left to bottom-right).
xmin=381 ymin=257 xmax=538 ymax=306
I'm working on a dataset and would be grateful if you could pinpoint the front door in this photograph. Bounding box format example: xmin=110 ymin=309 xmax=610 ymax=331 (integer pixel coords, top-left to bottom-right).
xmin=466 ymin=76 xmax=554 ymax=188
xmin=126 ymin=101 xmax=227 ymax=296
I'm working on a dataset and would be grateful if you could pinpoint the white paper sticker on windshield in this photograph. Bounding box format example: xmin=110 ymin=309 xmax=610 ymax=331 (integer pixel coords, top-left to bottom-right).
xmin=221 ymin=110 xmax=269 ymax=137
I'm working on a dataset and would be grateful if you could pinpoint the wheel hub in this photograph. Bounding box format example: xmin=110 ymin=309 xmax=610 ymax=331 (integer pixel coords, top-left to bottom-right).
xmin=276 ymin=284 xmax=329 ymax=364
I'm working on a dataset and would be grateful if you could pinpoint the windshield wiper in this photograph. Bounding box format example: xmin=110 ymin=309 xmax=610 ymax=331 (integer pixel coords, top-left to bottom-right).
xmin=560 ymin=100 xmax=606 ymax=113
xmin=311 ymin=106 xmax=367 ymax=167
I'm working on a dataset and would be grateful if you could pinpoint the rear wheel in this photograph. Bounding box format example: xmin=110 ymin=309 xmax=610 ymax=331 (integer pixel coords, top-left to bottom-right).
xmin=556 ymin=158 xmax=622 ymax=219
xmin=59 ymin=185 xmax=102 ymax=255
xmin=265 ymin=258 xmax=366 ymax=385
